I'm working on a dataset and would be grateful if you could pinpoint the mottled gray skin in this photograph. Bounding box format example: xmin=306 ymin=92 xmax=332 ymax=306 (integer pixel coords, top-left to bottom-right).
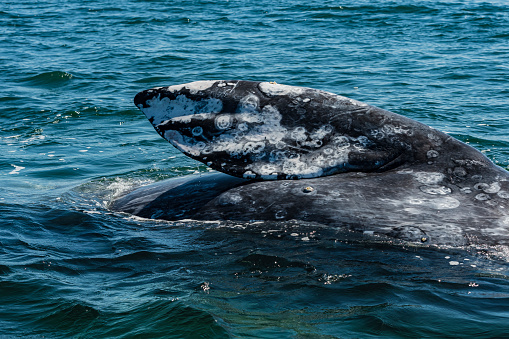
xmin=111 ymin=81 xmax=509 ymax=246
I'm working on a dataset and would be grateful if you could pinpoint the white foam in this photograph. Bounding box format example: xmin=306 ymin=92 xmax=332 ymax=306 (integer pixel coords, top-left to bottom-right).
xmin=8 ymin=165 xmax=25 ymax=175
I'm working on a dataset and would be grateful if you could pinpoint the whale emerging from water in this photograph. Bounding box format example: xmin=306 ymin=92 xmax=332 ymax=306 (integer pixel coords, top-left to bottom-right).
xmin=111 ymin=80 xmax=509 ymax=246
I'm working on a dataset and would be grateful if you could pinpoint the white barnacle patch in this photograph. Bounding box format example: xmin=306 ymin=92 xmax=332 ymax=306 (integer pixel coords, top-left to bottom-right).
xmin=195 ymin=141 xmax=206 ymax=151
xmin=237 ymin=94 xmax=260 ymax=113
xmin=188 ymin=80 xmax=215 ymax=94
xmin=258 ymin=82 xmax=305 ymax=96
xmin=497 ymin=191 xmax=509 ymax=199
xmin=460 ymin=187 xmax=472 ymax=194
xmin=260 ymin=164 xmax=278 ymax=173
xmin=475 ymin=193 xmax=490 ymax=201
xmin=260 ymin=105 xmax=282 ymax=123
xmin=427 ymin=133 xmax=443 ymax=146
xmin=237 ymin=122 xmax=248 ymax=132
xmin=165 ymin=80 xmax=216 ymax=94
xmin=332 ymin=135 xmax=350 ymax=147
xmin=191 ymin=126 xmax=203 ymax=136
xmin=419 ymin=185 xmax=452 ymax=195
xmin=269 ymin=150 xmax=293 ymax=162
xmin=474 ymin=183 xmax=489 ymax=191
xmin=282 ymin=158 xmax=323 ymax=178
xmin=142 ymin=94 xmax=223 ymax=126
xmin=427 ymin=150 xmax=439 ymax=159
xmin=310 ymin=124 xmax=334 ymax=140
xmin=242 ymin=141 xmax=265 ymax=155
xmin=392 ymin=125 xmax=413 ymax=136
xmin=217 ymin=192 xmax=243 ymax=206
xmin=163 ymin=129 xmax=202 ymax=156
xmin=498 ymin=216 xmax=509 ymax=227
xmin=370 ymin=123 xmax=411 ymax=140
xmin=486 ymin=182 xmax=501 ymax=194
xmin=249 ymin=163 xmax=281 ymax=179
xmin=407 ymin=198 xmax=426 ymax=206
xmin=382 ymin=124 xmax=394 ymax=135
xmin=215 ymin=114 xmax=233 ymax=130
xmin=371 ymin=129 xmax=385 ymax=140
xmin=407 ymin=197 xmax=460 ymax=210
xmin=243 ymin=171 xmax=257 ymax=179
xmin=290 ymin=127 xmax=307 ymax=142
xmin=453 ymin=167 xmax=467 ymax=177
xmin=325 ymin=147 xmax=350 ymax=169
xmin=210 ymin=137 xmax=244 ymax=156
xmin=165 ymin=84 xmax=186 ymax=92
xmin=322 ymin=147 xmax=334 ymax=155
xmin=413 ymin=172 xmax=445 ymax=185
xmin=474 ymin=182 xmax=501 ymax=194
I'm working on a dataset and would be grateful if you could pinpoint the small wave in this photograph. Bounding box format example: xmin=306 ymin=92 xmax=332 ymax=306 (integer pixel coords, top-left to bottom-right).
xmin=21 ymin=71 xmax=74 ymax=88
xmin=35 ymin=303 xmax=101 ymax=330
xmin=133 ymin=76 xmax=175 ymax=84
xmin=0 ymin=96 xmax=24 ymax=102
xmin=294 ymin=4 xmax=438 ymax=15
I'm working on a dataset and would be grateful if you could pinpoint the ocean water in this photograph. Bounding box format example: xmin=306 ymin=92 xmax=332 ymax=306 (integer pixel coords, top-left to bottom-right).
xmin=2 ymin=0 xmax=509 ymax=337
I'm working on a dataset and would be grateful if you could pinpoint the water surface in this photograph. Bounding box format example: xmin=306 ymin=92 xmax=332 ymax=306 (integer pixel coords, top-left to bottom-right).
xmin=2 ymin=0 xmax=509 ymax=337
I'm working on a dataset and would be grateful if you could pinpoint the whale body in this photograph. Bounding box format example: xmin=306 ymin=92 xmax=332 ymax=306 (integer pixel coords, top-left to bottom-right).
xmin=110 ymin=80 xmax=509 ymax=246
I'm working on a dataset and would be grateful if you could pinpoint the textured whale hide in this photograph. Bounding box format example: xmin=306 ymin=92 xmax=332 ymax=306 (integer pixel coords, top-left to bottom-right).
xmin=110 ymin=81 xmax=509 ymax=246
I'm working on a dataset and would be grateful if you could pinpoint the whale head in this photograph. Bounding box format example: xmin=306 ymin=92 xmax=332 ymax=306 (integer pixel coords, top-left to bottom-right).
xmin=134 ymin=80 xmax=493 ymax=181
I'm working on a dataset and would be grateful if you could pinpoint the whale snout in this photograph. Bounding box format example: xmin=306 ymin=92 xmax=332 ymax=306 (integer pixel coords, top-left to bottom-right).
xmin=133 ymin=87 xmax=165 ymax=109
xmin=133 ymin=89 xmax=148 ymax=108
xmin=134 ymin=84 xmax=224 ymax=127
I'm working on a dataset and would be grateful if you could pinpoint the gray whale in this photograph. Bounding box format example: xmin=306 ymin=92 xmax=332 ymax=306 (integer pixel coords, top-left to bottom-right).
xmin=111 ymin=80 xmax=509 ymax=246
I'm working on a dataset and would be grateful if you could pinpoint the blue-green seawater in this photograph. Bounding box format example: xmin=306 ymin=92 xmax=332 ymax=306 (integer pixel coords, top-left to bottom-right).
xmin=2 ymin=0 xmax=509 ymax=337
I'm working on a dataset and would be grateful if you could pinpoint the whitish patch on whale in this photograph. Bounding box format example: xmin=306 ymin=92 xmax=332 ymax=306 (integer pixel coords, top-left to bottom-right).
xmin=141 ymin=94 xmax=223 ymax=126
xmin=153 ymin=92 xmax=373 ymax=179
xmin=413 ymin=172 xmax=445 ymax=185
xmin=407 ymin=196 xmax=460 ymax=210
